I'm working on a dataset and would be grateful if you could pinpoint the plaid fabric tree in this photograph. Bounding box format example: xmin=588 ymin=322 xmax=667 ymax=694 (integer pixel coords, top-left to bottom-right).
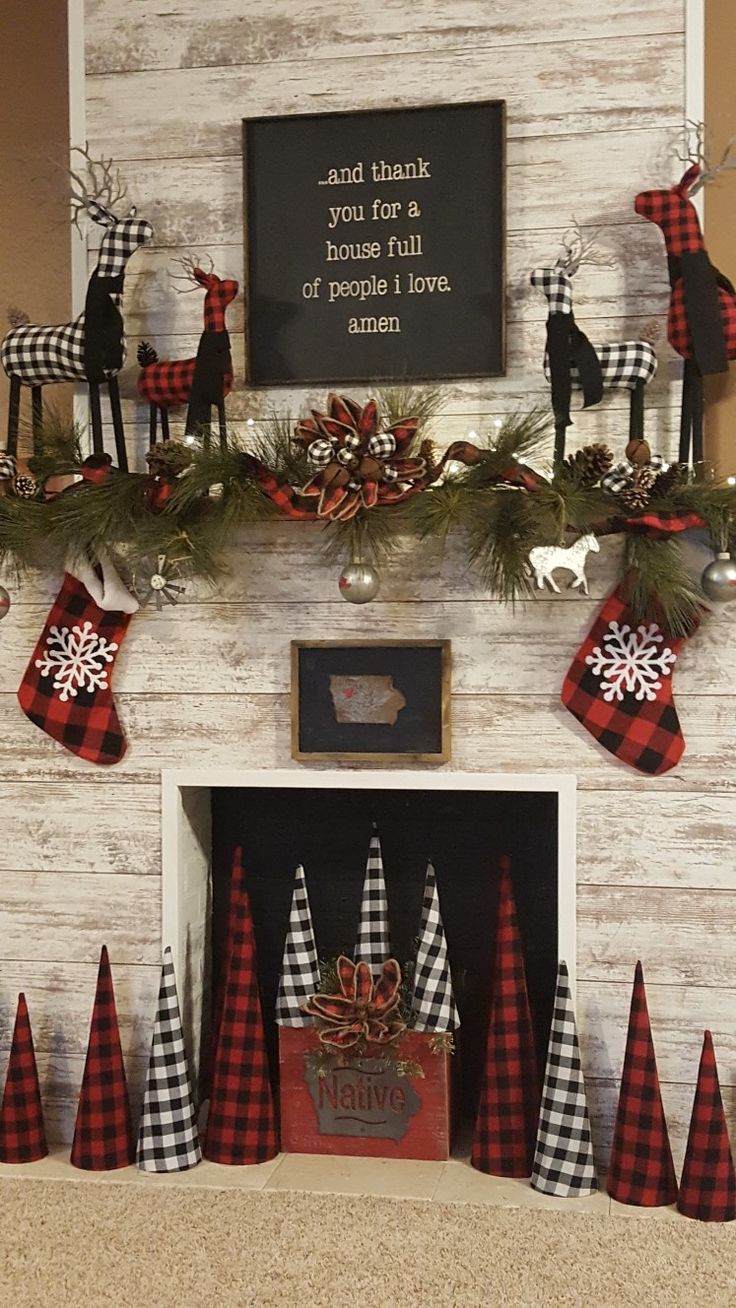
xmin=411 ymin=861 xmax=459 ymax=1033
xmin=0 ymin=993 xmax=47 ymax=1163
xmin=354 ymin=832 xmax=391 ymax=975
xmin=136 ymin=948 xmax=201 ymax=1173
xmin=677 ymin=1031 xmax=736 ymax=1222
xmin=71 ymin=946 xmax=134 ymax=1170
xmin=531 ymin=961 xmax=598 ymax=1197
xmin=275 ymin=864 xmax=320 ymax=1026
xmin=606 ymin=961 xmax=677 ymax=1206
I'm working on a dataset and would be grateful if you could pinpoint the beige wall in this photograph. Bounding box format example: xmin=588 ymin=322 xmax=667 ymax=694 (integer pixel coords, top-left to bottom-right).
xmin=0 ymin=1 xmax=72 ymax=437
xmin=705 ymin=0 xmax=736 ymax=471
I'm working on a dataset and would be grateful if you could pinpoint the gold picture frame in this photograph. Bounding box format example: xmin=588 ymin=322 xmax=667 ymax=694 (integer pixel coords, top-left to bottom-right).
xmin=291 ymin=640 xmax=451 ymax=764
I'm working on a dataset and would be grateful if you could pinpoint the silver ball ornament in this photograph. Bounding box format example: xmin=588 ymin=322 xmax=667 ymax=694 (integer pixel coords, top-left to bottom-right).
xmin=338 ymin=561 xmax=380 ymax=604
xmin=701 ymin=552 xmax=736 ymax=603
xmin=0 ymin=586 xmax=10 ymax=619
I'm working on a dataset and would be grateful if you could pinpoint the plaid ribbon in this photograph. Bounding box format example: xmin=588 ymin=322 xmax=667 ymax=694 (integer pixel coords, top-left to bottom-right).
xmin=601 ymin=454 xmax=665 ymax=496
xmin=677 ymin=1031 xmax=736 ymax=1222
xmin=606 ymin=961 xmax=677 ymax=1206
xmin=411 ymin=861 xmax=460 ymax=1033
xmin=471 ymin=855 xmax=540 ymax=1178
xmin=71 ymin=945 xmax=134 ymax=1170
xmin=275 ymin=864 xmax=321 ymax=1026
xmin=354 ymin=833 xmax=392 ymax=976
xmin=0 ymin=993 xmax=48 ymax=1163
xmin=204 ymin=886 xmax=278 ymax=1165
xmin=136 ymin=948 xmax=201 ymax=1173
xmin=531 ymin=961 xmax=597 ymax=1197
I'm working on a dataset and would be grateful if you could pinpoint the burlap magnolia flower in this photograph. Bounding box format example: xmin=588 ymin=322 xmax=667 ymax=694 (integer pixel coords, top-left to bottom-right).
xmin=295 ymin=393 xmax=426 ymax=521
xmin=303 ymin=956 xmax=406 ymax=1049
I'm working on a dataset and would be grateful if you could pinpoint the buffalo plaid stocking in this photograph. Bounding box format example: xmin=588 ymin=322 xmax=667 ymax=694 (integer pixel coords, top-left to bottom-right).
xmin=18 ymin=573 xmax=131 ymax=766
xmin=71 ymin=945 xmax=134 ymax=1170
xmin=677 ymin=1031 xmax=736 ymax=1222
xmin=0 ymin=993 xmax=48 ymax=1163
xmin=607 ymin=961 xmax=677 ymax=1206
xmin=562 ymin=585 xmax=691 ymax=776
xmin=471 ymin=855 xmax=540 ymax=1178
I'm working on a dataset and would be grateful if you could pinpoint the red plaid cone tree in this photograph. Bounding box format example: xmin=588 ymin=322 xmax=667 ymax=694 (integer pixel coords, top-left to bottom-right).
xmin=677 ymin=1031 xmax=736 ymax=1222
xmin=0 ymin=993 xmax=48 ymax=1163
xmin=562 ymin=584 xmax=694 ymax=776
xmin=607 ymin=961 xmax=677 ymax=1206
xmin=204 ymin=885 xmax=277 ymax=1165
xmin=71 ymin=946 xmax=134 ymax=1170
xmin=203 ymin=845 xmax=248 ymax=1098
xmin=471 ymin=855 xmax=540 ymax=1177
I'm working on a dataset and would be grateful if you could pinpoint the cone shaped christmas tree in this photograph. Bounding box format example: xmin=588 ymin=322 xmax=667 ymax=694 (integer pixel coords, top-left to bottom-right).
xmin=531 ymin=961 xmax=598 ymax=1197
xmin=607 ymin=961 xmax=677 ymax=1206
xmin=677 ymin=1031 xmax=736 ymax=1222
xmin=136 ymin=948 xmax=201 ymax=1173
xmin=204 ymin=845 xmax=248 ymax=1097
xmin=71 ymin=946 xmax=134 ymax=1170
xmin=355 ymin=832 xmax=391 ymax=973
xmin=471 ymin=855 xmax=540 ymax=1177
xmin=204 ymin=886 xmax=277 ymax=1165
xmin=0 ymin=993 xmax=48 ymax=1163
xmin=411 ymin=861 xmax=459 ymax=1032
xmin=275 ymin=864 xmax=320 ymax=1026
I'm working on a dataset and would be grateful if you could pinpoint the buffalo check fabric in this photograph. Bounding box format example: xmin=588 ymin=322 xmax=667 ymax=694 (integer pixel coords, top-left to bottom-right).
xmin=18 ymin=573 xmax=131 ymax=767
xmin=0 ymin=994 xmax=48 ymax=1163
xmin=411 ymin=861 xmax=460 ymax=1033
xmin=606 ymin=961 xmax=677 ymax=1207
xmin=354 ymin=833 xmax=392 ymax=974
xmin=71 ymin=946 xmax=134 ymax=1171
xmin=203 ymin=846 xmax=248 ymax=1100
xmin=561 ymin=585 xmax=690 ymax=776
xmin=275 ymin=864 xmax=321 ymax=1026
xmin=204 ymin=886 xmax=277 ymax=1165
xmin=677 ymin=1031 xmax=736 ymax=1222
xmin=531 ymin=962 xmax=598 ymax=1197
xmin=136 ymin=949 xmax=201 ymax=1173
xmin=471 ymin=856 xmax=540 ymax=1178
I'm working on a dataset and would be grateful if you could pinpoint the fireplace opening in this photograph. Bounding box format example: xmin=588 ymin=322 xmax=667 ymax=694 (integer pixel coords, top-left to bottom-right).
xmin=207 ymin=784 xmax=560 ymax=1149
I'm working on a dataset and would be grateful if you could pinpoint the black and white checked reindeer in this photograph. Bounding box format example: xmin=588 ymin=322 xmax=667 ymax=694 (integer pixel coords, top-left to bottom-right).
xmin=1 ymin=150 xmax=153 ymax=470
xmin=531 ymin=223 xmax=657 ymax=462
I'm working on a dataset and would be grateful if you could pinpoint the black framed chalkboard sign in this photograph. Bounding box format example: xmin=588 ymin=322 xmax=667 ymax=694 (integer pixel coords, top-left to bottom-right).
xmin=242 ymin=101 xmax=506 ymax=386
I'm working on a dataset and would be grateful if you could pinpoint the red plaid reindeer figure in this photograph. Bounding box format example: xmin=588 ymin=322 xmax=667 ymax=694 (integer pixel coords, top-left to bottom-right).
xmin=137 ymin=255 xmax=238 ymax=446
xmin=635 ymin=132 xmax=736 ymax=464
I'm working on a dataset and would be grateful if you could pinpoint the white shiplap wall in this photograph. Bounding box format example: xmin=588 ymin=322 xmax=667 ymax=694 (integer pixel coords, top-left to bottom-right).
xmin=2 ymin=0 xmax=734 ymax=1168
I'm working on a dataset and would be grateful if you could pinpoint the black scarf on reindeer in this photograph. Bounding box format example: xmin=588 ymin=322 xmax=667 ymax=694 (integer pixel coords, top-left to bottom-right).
xmin=546 ymin=311 xmax=604 ymax=430
xmin=82 ymin=270 xmax=125 ymax=383
xmin=668 ymin=251 xmax=734 ymax=376
xmin=185 ymin=330 xmax=232 ymax=434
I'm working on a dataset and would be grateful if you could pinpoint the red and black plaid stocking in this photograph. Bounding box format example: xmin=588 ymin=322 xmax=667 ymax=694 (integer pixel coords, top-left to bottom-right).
xmin=18 ymin=573 xmax=132 ymax=766
xmin=562 ymin=585 xmax=693 ymax=775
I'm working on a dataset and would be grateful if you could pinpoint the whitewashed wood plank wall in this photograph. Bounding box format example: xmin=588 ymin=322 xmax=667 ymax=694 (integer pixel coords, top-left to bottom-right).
xmin=1 ymin=0 xmax=733 ymax=1171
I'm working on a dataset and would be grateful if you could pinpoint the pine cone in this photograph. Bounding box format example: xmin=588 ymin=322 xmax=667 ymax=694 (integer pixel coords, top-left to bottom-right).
xmin=651 ymin=463 xmax=686 ymax=497
xmin=619 ymin=465 xmax=657 ymax=510
xmin=146 ymin=440 xmax=193 ymax=480
xmin=13 ymin=475 xmax=39 ymax=500
xmin=562 ymin=443 xmax=614 ymax=486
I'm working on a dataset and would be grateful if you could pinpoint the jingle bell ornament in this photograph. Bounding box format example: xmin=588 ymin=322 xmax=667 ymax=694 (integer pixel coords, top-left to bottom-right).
xmin=701 ymin=552 xmax=736 ymax=603
xmin=338 ymin=561 xmax=380 ymax=604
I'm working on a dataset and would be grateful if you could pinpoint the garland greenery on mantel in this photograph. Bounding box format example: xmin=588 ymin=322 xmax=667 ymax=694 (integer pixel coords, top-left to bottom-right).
xmin=1 ymin=388 xmax=732 ymax=634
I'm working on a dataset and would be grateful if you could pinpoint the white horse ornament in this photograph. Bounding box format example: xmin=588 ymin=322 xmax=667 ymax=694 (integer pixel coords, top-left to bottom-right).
xmin=528 ymin=533 xmax=600 ymax=596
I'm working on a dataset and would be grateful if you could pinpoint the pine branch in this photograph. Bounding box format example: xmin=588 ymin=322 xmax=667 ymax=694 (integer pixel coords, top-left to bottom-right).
xmin=623 ymin=535 xmax=703 ymax=635
xmin=374 ymin=384 xmax=446 ymax=436
xmin=320 ymin=504 xmax=410 ymax=565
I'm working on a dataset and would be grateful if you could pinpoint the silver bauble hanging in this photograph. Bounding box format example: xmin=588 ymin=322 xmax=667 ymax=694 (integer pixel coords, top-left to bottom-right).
xmin=338 ymin=561 xmax=380 ymax=604
xmin=701 ymin=552 xmax=736 ymax=603
xmin=0 ymin=586 xmax=10 ymax=619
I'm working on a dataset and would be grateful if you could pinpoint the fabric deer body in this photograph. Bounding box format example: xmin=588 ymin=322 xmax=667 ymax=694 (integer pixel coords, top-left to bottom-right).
xmin=1 ymin=153 xmax=152 ymax=471
xmin=635 ymin=162 xmax=736 ymax=464
xmin=137 ymin=259 xmax=238 ymax=445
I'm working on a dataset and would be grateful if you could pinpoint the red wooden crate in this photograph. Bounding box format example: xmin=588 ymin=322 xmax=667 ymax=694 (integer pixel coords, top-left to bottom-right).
xmin=278 ymin=1026 xmax=451 ymax=1161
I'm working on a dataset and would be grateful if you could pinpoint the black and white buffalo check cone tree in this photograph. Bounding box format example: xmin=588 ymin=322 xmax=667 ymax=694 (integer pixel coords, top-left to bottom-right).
xmin=136 ymin=948 xmax=201 ymax=1174
xmin=354 ymin=832 xmax=392 ymax=975
xmin=411 ymin=861 xmax=460 ymax=1033
xmin=275 ymin=864 xmax=321 ymax=1026
xmin=531 ymin=961 xmax=598 ymax=1197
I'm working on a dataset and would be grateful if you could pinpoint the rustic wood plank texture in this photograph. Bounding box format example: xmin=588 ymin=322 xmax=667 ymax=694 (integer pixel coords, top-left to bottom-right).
xmin=0 ymin=783 xmax=160 ymax=874
xmin=85 ymin=0 xmax=684 ymax=75
xmin=0 ymin=962 xmax=160 ymax=1059
xmin=577 ymin=793 xmax=736 ymax=890
xmin=85 ymin=35 xmax=683 ymax=162
xmin=0 ymin=872 xmax=161 ymax=965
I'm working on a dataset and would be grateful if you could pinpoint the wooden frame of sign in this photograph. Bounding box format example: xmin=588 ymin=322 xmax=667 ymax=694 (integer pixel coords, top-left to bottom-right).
xmin=243 ymin=101 xmax=505 ymax=385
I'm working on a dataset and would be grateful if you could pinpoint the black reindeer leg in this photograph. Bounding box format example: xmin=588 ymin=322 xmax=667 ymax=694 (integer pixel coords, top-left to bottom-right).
xmin=679 ymin=360 xmax=694 ymax=465
xmin=107 ymin=377 xmax=128 ymax=472
xmin=691 ymin=367 xmax=705 ymax=464
xmin=629 ymin=379 xmax=645 ymax=441
xmin=31 ymin=387 xmax=43 ymax=451
xmin=88 ymin=384 xmax=104 ymax=455
xmin=546 ymin=312 xmax=573 ymax=464
xmin=7 ymin=377 xmax=21 ymax=455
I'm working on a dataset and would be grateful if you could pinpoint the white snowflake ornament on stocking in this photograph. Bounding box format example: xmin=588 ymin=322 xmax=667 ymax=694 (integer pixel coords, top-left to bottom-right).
xmin=34 ymin=621 xmax=118 ymax=702
xmin=585 ymin=620 xmax=677 ymax=702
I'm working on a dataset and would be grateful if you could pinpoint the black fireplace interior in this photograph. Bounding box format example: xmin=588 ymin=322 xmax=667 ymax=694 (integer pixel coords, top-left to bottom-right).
xmin=209 ymin=786 xmax=559 ymax=1144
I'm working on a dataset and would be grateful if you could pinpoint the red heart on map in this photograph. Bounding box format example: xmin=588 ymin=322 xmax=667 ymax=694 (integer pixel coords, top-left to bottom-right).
xmin=343 ymin=688 xmax=354 ymax=698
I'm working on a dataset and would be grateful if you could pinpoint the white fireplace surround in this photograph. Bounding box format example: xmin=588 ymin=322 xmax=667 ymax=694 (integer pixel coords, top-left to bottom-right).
xmin=161 ymin=769 xmax=577 ymax=1073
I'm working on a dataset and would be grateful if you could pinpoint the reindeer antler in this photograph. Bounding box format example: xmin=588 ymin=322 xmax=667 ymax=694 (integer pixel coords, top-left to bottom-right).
xmin=555 ymin=217 xmax=613 ymax=276
xmin=678 ymin=119 xmax=736 ymax=195
xmin=169 ymin=252 xmax=215 ymax=292
xmin=66 ymin=143 xmax=128 ymax=230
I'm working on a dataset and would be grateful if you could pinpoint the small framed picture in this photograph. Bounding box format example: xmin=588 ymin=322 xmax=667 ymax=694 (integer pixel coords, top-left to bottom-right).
xmin=291 ymin=640 xmax=451 ymax=763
